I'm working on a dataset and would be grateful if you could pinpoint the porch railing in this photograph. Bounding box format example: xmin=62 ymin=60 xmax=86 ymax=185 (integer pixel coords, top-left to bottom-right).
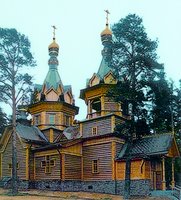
xmin=171 ymin=185 xmax=181 ymax=200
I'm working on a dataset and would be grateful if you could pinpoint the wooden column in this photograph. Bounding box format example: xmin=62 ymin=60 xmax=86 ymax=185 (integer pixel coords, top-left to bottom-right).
xmin=101 ymin=96 xmax=105 ymax=116
xmin=171 ymin=158 xmax=175 ymax=189
xmin=87 ymin=100 xmax=91 ymax=119
xmin=111 ymin=115 xmax=115 ymax=133
xmin=62 ymin=154 xmax=65 ymax=181
xmin=162 ymin=157 xmax=166 ymax=190
xmin=26 ymin=146 xmax=29 ymax=180
xmin=49 ymin=128 xmax=54 ymax=143
xmin=112 ymin=141 xmax=116 ymax=180
xmin=81 ymin=156 xmax=84 ymax=180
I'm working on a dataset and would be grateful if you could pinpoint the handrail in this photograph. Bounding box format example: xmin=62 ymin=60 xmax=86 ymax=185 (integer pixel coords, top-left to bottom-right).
xmin=171 ymin=185 xmax=181 ymax=200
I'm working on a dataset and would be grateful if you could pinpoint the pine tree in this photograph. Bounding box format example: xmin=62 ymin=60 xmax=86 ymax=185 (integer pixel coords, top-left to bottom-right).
xmin=110 ymin=14 xmax=163 ymax=199
xmin=0 ymin=28 xmax=35 ymax=194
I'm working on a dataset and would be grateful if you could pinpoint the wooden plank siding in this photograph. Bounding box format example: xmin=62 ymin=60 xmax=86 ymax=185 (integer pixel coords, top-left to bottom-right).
xmin=0 ymin=153 xmax=2 ymax=179
xmin=116 ymin=159 xmax=148 ymax=180
xmin=2 ymin=135 xmax=26 ymax=179
xmin=115 ymin=142 xmax=123 ymax=157
xmin=35 ymin=154 xmax=61 ymax=180
xmin=104 ymin=97 xmax=119 ymax=110
xmin=29 ymin=151 xmax=34 ymax=180
xmin=64 ymin=154 xmax=81 ymax=180
xmin=144 ymin=160 xmax=151 ymax=179
xmin=83 ymin=142 xmax=112 ymax=180
xmin=115 ymin=116 xmax=124 ymax=126
xmin=82 ymin=117 xmax=112 ymax=138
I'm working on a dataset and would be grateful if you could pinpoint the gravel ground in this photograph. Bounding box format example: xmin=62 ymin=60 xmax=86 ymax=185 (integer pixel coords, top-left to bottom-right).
xmin=0 ymin=189 xmax=172 ymax=200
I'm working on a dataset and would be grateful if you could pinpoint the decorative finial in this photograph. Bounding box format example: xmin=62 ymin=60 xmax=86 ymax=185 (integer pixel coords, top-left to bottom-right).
xmin=52 ymin=25 xmax=57 ymax=39
xmin=104 ymin=10 xmax=110 ymax=26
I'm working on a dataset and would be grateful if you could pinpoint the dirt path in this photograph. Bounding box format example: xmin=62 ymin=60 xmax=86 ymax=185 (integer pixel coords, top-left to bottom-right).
xmin=0 ymin=188 xmax=171 ymax=200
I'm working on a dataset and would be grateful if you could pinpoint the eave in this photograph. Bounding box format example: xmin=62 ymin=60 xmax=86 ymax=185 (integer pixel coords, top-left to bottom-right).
xmin=28 ymin=101 xmax=79 ymax=115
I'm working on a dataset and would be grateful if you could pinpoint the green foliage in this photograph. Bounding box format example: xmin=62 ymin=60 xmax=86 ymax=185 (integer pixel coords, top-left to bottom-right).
xmin=0 ymin=107 xmax=8 ymax=136
xmin=110 ymin=14 xmax=163 ymax=137
xmin=0 ymin=27 xmax=36 ymax=195
xmin=0 ymin=28 xmax=36 ymax=108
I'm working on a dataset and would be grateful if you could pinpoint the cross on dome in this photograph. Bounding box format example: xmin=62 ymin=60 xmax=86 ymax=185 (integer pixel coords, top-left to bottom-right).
xmin=52 ymin=25 xmax=57 ymax=39
xmin=104 ymin=10 xmax=110 ymax=25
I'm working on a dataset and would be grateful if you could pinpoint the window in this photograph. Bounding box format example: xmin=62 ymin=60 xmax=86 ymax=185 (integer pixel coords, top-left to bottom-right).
xmin=34 ymin=115 xmax=41 ymax=125
xmin=8 ymin=163 xmax=12 ymax=169
xmin=92 ymin=127 xmax=97 ymax=135
xmin=41 ymin=161 xmax=46 ymax=167
xmin=41 ymin=155 xmax=55 ymax=174
xmin=49 ymin=114 xmax=55 ymax=124
xmin=92 ymin=160 xmax=99 ymax=173
xmin=8 ymin=163 xmax=19 ymax=170
xmin=64 ymin=115 xmax=71 ymax=126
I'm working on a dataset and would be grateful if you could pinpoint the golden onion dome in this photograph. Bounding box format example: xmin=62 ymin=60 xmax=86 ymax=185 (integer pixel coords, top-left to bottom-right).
xmin=48 ymin=38 xmax=59 ymax=49
xmin=100 ymin=25 xmax=112 ymax=36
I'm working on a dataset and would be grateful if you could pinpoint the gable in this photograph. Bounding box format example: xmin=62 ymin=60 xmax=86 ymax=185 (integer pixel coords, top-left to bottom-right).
xmin=64 ymin=91 xmax=73 ymax=104
xmin=104 ymin=71 xmax=117 ymax=84
xmin=45 ymin=88 xmax=59 ymax=101
xmin=0 ymin=128 xmax=25 ymax=153
xmin=167 ymin=137 xmax=180 ymax=157
xmin=89 ymin=73 xmax=100 ymax=87
xmin=0 ymin=127 xmax=12 ymax=153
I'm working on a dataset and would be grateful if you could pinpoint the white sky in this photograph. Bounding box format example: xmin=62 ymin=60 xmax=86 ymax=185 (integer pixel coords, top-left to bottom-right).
xmin=0 ymin=0 xmax=181 ymax=120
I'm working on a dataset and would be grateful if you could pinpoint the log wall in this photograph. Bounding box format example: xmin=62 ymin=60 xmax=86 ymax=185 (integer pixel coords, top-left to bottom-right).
xmin=2 ymin=135 xmax=26 ymax=179
xmin=83 ymin=142 xmax=112 ymax=180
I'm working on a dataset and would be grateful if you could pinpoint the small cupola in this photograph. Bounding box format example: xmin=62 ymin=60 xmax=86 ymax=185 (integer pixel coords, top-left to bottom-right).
xmin=48 ymin=26 xmax=59 ymax=56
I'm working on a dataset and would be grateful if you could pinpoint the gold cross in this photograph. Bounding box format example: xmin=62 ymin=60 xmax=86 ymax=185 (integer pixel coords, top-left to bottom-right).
xmin=52 ymin=25 xmax=57 ymax=39
xmin=104 ymin=10 xmax=110 ymax=25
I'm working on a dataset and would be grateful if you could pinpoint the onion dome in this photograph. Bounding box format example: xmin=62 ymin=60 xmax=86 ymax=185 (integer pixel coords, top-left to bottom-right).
xmin=100 ymin=24 xmax=112 ymax=36
xmin=48 ymin=38 xmax=59 ymax=49
xmin=100 ymin=10 xmax=112 ymax=36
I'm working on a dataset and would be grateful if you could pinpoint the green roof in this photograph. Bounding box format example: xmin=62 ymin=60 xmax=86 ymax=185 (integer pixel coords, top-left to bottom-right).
xmin=44 ymin=68 xmax=63 ymax=90
xmin=16 ymin=123 xmax=48 ymax=143
xmin=117 ymin=133 xmax=173 ymax=159
xmin=97 ymin=57 xmax=112 ymax=79
xmin=34 ymin=84 xmax=42 ymax=91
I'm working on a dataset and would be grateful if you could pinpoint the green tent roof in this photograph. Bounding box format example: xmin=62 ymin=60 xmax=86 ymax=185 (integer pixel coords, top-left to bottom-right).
xmin=97 ymin=57 xmax=112 ymax=79
xmin=43 ymin=68 xmax=63 ymax=90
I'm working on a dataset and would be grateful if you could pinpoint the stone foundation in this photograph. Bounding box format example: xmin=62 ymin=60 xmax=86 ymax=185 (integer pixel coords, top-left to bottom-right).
xmin=116 ymin=179 xmax=151 ymax=196
xmin=0 ymin=178 xmax=151 ymax=196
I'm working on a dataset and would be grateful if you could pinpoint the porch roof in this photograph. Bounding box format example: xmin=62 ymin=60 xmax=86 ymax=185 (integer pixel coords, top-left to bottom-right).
xmin=117 ymin=133 xmax=179 ymax=160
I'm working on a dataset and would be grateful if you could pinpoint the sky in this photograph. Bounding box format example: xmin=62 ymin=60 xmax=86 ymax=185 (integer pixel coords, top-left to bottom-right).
xmin=0 ymin=0 xmax=181 ymax=120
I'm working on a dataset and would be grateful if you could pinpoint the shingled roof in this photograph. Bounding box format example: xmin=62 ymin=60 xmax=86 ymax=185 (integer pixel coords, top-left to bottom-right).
xmin=16 ymin=123 xmax=48 ymax=143
xmin=117 ymin=133 xmax=174 ymax=160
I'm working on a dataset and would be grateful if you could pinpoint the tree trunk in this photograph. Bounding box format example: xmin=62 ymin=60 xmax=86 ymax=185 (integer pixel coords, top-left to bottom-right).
xmin=11 ymin=82 xmax=18 ymax=195
xmin=124 ymin=142 xmax=132 ymax=200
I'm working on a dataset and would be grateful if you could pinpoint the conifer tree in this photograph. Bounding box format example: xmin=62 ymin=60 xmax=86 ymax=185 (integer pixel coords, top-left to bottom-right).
xmin=110 ymin=14 xmax=163 ymax=199
xmin=0 ymin=28 xmax=35 ymax=194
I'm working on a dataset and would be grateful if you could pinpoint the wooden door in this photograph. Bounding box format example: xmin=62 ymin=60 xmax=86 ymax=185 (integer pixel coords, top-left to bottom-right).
xmin=156 ymin=171 xmax=162 ymax=190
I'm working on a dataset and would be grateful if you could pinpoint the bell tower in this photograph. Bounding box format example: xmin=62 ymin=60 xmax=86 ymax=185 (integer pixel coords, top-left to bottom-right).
xmin=80 ymin=11 xmax=122 ymax=119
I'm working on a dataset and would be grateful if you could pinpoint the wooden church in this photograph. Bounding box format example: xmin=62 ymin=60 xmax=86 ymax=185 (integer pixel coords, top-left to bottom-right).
xmin=0 ymin=15 xmax=180 ymax=196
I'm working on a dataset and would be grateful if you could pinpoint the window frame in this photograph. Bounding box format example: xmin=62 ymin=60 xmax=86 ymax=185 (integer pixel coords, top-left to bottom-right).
xmin=64 ymin=115 xmax=71 ymax=126
xmin=41 ymin=155 xmax=55 ymax=174
xmin=92 ymin=127 xmax=98 ymax=136
xmin=92 ymin=159 xmax=99 ymax=174
xmin=34 ymin=114 xmax=41 ymax=125
xmin=49 ymin=114 xmax=55 ymax=125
